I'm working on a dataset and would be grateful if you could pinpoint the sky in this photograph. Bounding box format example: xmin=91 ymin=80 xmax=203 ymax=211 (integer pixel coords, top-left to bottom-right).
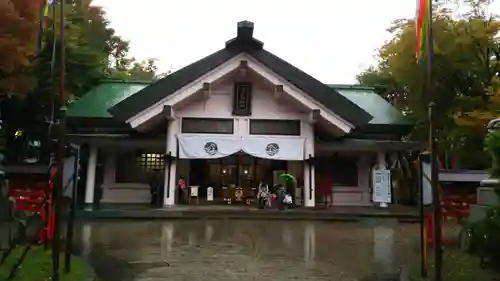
xmin=90 ymin=0 xmax=496 ymax=84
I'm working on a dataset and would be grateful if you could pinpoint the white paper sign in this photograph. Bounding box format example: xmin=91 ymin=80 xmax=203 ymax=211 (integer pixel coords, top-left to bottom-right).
xmin=421 ymin=162 xmax=434 ymax=205
xmin=190 ymin=186 xmax=199 ymax=197
xmin=207 ymin=186 xmax=214 ymax=201
xmin=372 ymin=169 xmax=392 ymax=203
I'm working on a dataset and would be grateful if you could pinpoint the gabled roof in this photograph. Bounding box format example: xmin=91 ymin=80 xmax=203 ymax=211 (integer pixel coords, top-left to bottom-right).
xmin=67 ymin=80 xmax=149 ymax=118
xmin=66 ymin=81 xmax=412 ymax=131
xmin=108 ymin=21 xmax=372 ymax=128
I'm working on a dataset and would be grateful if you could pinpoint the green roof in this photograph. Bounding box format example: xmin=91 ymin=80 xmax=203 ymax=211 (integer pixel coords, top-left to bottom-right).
xmin=67 ymin=81 xmax=410 ymax=127
xmin=66 ymin=80 xmax=150 ymax=118
xmin=328 ymin=85 xmax=412 ymax=126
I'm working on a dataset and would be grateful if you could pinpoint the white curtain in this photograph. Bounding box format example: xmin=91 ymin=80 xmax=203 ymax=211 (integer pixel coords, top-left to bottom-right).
xmin=178 ymin=135 xmax=241 ymax=159
xmin=242 ymin=136 xmax=305 ymax=160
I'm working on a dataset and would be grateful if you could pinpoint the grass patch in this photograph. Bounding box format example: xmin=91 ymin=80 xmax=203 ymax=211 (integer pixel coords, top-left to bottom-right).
xmin=409 ymin=246 xmax=500 ymax=281
xmin=0 ymin=245 xmax=89 ymax=281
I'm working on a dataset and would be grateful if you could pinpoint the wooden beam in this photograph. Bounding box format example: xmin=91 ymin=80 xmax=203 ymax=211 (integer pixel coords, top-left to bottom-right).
xmin=311 ymin=109 xmax=321 ymax=123
xmin=162 ymin=105 xmax=175 ymax=120
xmin=237 ymin=60 xmax=249 ymax=79
xmin=274 ymin=84 xmax=284 ymax=100
xmin=203 ymin=82 xmax=211 ymax=100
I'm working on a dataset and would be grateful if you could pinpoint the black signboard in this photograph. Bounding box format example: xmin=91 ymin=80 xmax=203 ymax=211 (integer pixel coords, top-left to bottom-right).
xmin=232 ymin=82 xmax=252 ymax=116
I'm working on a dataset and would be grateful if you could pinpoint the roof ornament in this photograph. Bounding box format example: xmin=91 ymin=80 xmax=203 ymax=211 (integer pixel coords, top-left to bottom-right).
xmin=225 ymin=21 xmax=263 ymax=50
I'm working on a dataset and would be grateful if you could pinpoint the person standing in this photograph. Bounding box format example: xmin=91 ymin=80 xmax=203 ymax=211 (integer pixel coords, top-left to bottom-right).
xmin=257 ymin=182 xmax=269 ymax=209
xmin=276 ymin=184 xmax=287 ymax=210
xmin=177 ymin=176 xmax=187 ymax=204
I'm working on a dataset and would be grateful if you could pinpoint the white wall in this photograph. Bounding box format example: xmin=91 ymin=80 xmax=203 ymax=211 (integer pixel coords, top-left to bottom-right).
xmin=175 ymin=78 xmax=311 ymax=136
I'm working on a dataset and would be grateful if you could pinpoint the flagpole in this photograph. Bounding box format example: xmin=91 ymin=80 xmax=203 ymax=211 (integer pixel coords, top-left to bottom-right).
xmin=50 ymin=0 xmax=57 ymax=131
xmin=427 ymin=0 xmax=443 ymax=280
xmin=52 ymin=0 xmax=66 ymax=280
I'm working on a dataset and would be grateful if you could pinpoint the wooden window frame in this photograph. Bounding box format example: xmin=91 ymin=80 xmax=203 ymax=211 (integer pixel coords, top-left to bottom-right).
xmin=181 ymin=118 xmax=234 ymax=134
xmin=249 ymin=119 xmax=301 ymax=136
xmin=331 ymin=155 xmax=359 ymax=187
xmin=136 ymin=153 xmax=165 ymax=172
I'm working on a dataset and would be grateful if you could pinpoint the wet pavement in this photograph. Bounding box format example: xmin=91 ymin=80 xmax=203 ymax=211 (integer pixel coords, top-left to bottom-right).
xmin=73 ymin=219 xmax=427 ymax=281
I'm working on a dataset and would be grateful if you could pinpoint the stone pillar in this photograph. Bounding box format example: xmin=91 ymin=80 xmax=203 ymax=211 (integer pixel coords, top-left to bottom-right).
xmin=164 ymin=119 xmax=179 ymax=206
xmin=376 ymin=151 xmax=386 ymax=169
xmin=84 ymin=146 xmax=98 ymax=210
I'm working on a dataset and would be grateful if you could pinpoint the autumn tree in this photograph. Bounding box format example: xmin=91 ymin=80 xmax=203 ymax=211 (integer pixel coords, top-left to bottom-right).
xmin=0 ymin=0 xmax=39 ymax=96
xmin=0 ymin=0 xmax=160 ymax=163
xmin=357 ymin=0 xmax=500 ymax=169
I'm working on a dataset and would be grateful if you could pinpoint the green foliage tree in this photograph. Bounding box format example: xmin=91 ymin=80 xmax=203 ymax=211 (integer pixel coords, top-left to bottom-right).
xmin=0 ymin=0 xmax=160 ymax=164
xmin=467 ymin=129 xmax=500 ymax=271
xmin=357 ymin=0 xmax=500 ymax=169
xmin=36 ymin=0 xmax=160 ymax=100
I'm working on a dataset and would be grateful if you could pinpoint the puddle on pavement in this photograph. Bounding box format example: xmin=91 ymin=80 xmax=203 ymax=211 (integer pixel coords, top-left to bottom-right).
xmin=72 ymin=220 xmax=421 ymax=281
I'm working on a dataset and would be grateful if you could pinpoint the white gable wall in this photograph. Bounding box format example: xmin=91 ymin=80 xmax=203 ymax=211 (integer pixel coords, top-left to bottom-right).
xmin=175 ymin=78 xmax=311 ymax=137
xmin=127 ymin=53 xmax=354 ymax=135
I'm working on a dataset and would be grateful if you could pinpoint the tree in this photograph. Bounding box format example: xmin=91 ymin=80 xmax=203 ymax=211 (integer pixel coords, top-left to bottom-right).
xmin=468 ymin=129 xmax=500 ymax=271
xmin=0 ymin=0 xmax=160 ymax=164
xmin=107 ymin=40 xmax=160 ymax=81
xmin=456 ymin=77 xmax=500 ymax=134
xmin=36 ymin=0 xmax=160 ymax=100
xmin=357 ymin=0 xmax=500 ymax=169
xmin=0 ymin=0 xmax=39 ymax=96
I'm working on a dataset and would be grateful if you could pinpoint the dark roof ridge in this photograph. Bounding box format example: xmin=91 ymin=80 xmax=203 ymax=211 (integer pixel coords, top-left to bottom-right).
xmin=328 ymin=84 xmax=376 ymax=91
xmin=99 ymin=79 xmax=153 ymax=85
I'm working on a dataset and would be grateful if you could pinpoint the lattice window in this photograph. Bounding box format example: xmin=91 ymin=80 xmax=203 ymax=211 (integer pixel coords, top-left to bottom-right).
xmin=136 ymin=153 xmax=165 ymax=172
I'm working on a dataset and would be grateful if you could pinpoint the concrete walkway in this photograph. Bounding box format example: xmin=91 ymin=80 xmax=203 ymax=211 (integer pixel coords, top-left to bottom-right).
xmin=76 ymin=204 xmax=420 ymax=222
